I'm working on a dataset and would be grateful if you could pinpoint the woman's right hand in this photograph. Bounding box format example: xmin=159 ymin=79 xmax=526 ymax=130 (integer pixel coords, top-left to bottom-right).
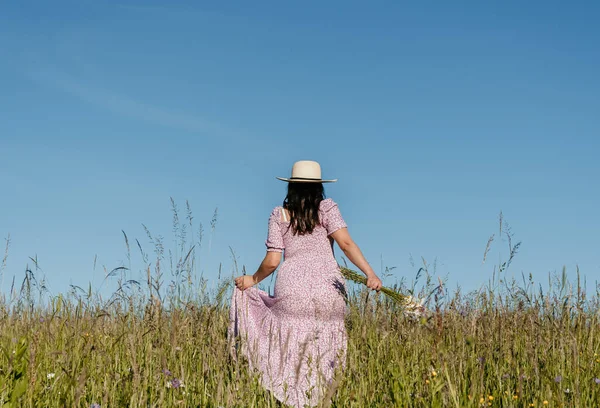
xmin=366 ymin=274 xmax=382 ymax=291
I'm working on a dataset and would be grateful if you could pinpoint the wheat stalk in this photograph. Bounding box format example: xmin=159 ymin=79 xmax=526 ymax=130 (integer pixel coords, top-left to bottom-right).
xmin=339 ymin=267 xmax=408 ymax=305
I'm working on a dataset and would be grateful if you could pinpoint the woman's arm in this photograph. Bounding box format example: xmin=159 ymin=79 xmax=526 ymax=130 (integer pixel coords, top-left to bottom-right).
xmin=253 ymin=251 xmax=282 ymax=284
xmin=234 ymin=251 xmax=282 ymax=291
xmin=330 ymin=228 xmax=382 ymax=291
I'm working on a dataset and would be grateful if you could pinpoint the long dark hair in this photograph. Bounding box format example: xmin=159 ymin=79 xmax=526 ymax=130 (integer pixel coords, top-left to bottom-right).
xmin=283 ymin=182 xmax=325 ymax=235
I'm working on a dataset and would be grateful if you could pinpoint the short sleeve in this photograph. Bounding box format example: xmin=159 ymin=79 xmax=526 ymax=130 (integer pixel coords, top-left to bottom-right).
xmin=265 ymin=207 xmax=285 ymax=252
xmin=320 ymin=198 xmax=347 ymax=235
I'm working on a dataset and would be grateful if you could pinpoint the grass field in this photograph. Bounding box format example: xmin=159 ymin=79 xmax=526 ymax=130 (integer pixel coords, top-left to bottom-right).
xmin=1 ymin=205 xmax=599 ymax=407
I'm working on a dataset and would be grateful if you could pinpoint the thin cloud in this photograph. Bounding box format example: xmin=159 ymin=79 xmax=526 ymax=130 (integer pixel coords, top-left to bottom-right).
xmin=27 ymin=65 xmax=232 ymax=137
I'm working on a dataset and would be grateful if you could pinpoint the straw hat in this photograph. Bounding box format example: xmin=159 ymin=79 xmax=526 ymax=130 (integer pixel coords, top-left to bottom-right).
xmin=276 ymin=160 xmax=337 ymax=183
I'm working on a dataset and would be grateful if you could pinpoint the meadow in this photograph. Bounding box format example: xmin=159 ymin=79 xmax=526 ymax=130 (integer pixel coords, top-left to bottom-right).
xmin=1 ymin=203 xmax=599 ymax=407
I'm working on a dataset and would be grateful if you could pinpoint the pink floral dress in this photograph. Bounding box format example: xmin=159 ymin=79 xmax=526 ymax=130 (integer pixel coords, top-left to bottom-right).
xmin=229 ymin=198 xmax=348 ymax=407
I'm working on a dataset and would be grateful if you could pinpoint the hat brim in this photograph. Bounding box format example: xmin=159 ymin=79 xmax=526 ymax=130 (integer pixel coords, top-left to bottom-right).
xmin=276 ymin=177 xmax=337 ymax=183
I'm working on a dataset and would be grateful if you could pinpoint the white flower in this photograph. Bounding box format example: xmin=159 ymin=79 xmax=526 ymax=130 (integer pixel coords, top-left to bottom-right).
xmin=47 ymin=373 xmax=55 ymax=379
xmin=403 ymin=296 xmax=427 ymax=319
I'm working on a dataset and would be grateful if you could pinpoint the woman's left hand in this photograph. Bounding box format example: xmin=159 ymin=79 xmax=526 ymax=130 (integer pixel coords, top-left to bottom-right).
xmin=234 ymin=275 xmax=256 ymax=291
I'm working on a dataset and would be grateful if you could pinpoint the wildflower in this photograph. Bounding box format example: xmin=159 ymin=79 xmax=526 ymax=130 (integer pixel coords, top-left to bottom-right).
xmin=47 ymin=373 xmax=55 ymax=380
xmin=403 ymin=296 xmax=427 ymax=319
xmin=564 ymin=388 xmax=571 ymax=394
xmin=479 ymin=397 xmax=485 ymax=404
xmin=488 ymin=395 xmax=494 ymax=401
xmin=594 ymin=378 xmax=600 ymax=384
xmin=90 ymin=404 xmax=101 ymax=408
xmin=174 ymin=346 xmax=182 ymax=352
xmin=162 ymin=369 xmax=172 ymax=376
xmin=543 ymin=401 xmax=548 ymax=405
xmin=425 ymin=379 xmax=430 ymax=384
xmin=171 ymin=378 xmax=184 ymax=389
xmin=431 ymin=369 xmax=437 ymax=377
xmin=554 ymin=375 xmax=562 ymax=383
xmin=513 ymin=395 xmax=518 ymax=400
xmin=166 ymin=381 xmax=172 ymax=389
xmin=477 ymin=357 xmax=485 ymax=364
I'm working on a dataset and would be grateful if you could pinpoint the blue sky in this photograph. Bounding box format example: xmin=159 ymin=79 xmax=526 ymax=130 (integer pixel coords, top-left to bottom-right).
xmin=1 ymin=1 xmax=599 ymax=298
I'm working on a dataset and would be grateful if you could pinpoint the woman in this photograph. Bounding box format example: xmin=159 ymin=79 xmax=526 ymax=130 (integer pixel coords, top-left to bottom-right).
xmin=229 ymin=160 xmax=382 ymax=407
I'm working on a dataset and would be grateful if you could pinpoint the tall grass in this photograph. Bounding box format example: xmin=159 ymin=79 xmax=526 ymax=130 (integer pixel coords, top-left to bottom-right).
xmin=1 ymin=201 xmax=599 ymax=407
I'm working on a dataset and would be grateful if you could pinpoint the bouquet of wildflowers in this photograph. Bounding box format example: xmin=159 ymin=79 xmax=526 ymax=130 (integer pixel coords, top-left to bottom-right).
xmin=340 ymin=267 xmax=427 ymax=318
